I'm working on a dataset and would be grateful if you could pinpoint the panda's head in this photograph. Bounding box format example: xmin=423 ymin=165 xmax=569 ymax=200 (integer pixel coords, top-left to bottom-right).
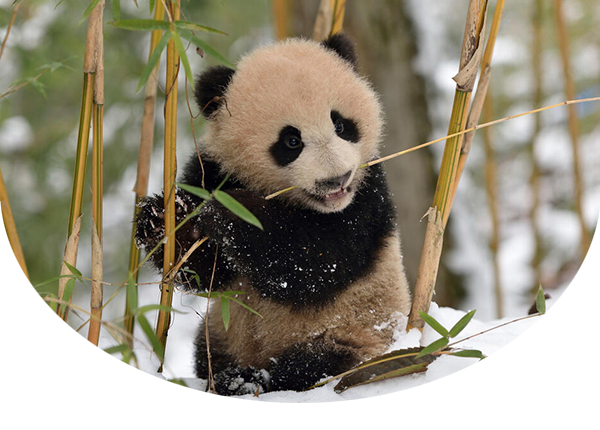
xmin=195 ymin=34 xmax=383 ymax=213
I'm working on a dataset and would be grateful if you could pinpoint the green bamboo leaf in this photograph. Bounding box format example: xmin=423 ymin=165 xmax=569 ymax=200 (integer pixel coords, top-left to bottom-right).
xmin=149 ymin=0 xmax=155 ymax=15
xmin=172 ymin=32 xmax=195 ymax=90
xmin=44 ymin=366 xmax=56 ymax=403
xmin=221 ymin=291 xmax=247 ymax=296
xmin=126 ymin=273 xmax=138 ymax=314
xmin=103 ymin=344 xmax=130 ymax=355
xmin=563 ymin=297 xmax=592 ymax=311
xmin=221 ymin=295 xmax=231 ymax=331
xmin=78 ymin=0 xmax=102 ymax=26
xmin=418 ymin=311 xmax=449 ymax=338
xmin=213 ymin=190 xmax=263 ymax=230
xmin=565 ymin=312 xmax=592 ymax=379
xmin=176 ymin=183 xmax=211 ymax=200
xmin=450 ymin=349 xmax=486 ymax=360
xmin=63 ymin=261 xmax=83 ymax=281
xmin=34 ymin=274 xmax=74 ymax=288
xmin=452 ymin=357 xmax=487 ymax=397
xmin=227 ymin=296 xmax=263 ymax=318
xmin=448 ymin=309 xmax=476 ymax=338
xmin=137 ymin=30 xmax=172 ymax=92
xmin=144 ymin=379 xmax=180 ymax=403
xmin=110 ymin=0 xmax=121 ymax=21
xmin=416 ymin=337 xmax=449 ymax=359
xmin=135 ymin=304 xmax=186 ymax=315
xmin=61 ymin=277 xmax=76 ymax=305
xmin=15 ymin=364 xmax=40 ymax=403
xmin=111 ymin=19 xmax=171 ymax=31
xmin=536 ymin=285 xmax=546 ymax=315
xmin=174 ymin=20 xmax=228 ymax=35
xmin=178 ymin=29 xmax=234 ymax=68
xmin=552 ymin=312 xmax=565 ymax=360
xmin=137 ymin=314 xmax=164 ymax=361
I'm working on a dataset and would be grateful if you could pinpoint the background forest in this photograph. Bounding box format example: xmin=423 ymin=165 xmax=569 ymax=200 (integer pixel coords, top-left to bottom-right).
xmin=0 ymin=0 xmax=599 ymax=387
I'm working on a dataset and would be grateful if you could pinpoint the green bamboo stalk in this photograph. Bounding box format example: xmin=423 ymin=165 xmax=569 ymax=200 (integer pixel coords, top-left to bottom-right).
xmin=125 ymin=0 xmax=166 ymax=343
xmin=552 ymin=0 xmax=590 ymax=261
xmin=58 ymin=1 xmax=104 ymax=320
xmin=408 ymin=0 xmax=488 ymax=329
xmin=156 ymin=0 xmax=181 ymax=369
xmin=88 ymin=0 xmax=105 ymax=346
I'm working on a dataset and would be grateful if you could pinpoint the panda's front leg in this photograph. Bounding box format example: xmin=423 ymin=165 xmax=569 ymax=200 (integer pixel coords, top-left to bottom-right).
xmin=135 ymin=187 xmax=202 ymax=272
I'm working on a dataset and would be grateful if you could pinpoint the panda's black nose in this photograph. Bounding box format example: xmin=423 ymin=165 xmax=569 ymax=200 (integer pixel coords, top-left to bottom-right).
xmin=318 ymin=170 xmax=352 ymax=189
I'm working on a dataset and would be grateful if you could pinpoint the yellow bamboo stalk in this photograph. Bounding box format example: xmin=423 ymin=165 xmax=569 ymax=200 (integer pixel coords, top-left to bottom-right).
xmin=312 ymin=0 xmax=346 ymax=40
xmin=0 ymin=170 xmax=44 ymax=354
xmin=482 ymin=94 xmax=503 ymax=318
xmin=58 ymin=0 xmax=104 ymax=321
xmin=88 ymin=0 xmax=105 ymax=346
xmin=408 ymin=0 xmax=488 ymax=329
xmin=329 ymin=0 xmax=346 ymax=36
xmin=125 ymin=0 xmax=166 ymax=342
xmin=552 ymin=0 xmax=590 ymax=261
xmin=271 ymin=0 xmax=290 ymax=40
xmin=156 ymin=0 xmax=180 ymax=366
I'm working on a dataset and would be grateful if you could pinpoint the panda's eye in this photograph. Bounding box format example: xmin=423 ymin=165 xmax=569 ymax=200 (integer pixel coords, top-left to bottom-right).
xmin=334 ymin=120 xmax=344 ymax=135
xmin=331 ymin=110 xmax=360 ymax=143
xmin=285 ymin=134 xmax=303 ymax=150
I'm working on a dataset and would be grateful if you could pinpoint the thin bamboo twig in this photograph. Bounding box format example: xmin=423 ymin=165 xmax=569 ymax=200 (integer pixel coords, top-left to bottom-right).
xmin=482 ymin=94 xmax=503 ymax=318
xmin=530 ymin=0 xmax=544 ymax=292
xmin=0 ymin=2 xmax=19 ymax=63
xmin=58 ymin=0 xmax=104 ymax=321
xmin=89 ymin=0 xmax=105 ymax=346
xmin=552 ymin=0 xmax=590 ymax=261
xmin=408 ymin=0 xmax=489 ymax=329
xmin=125 ymin=0 xmax=166 ymax=344
xmin=156 ymin=0 xmax=181 ymax=370
xmin=0 ymin=163 xmax=44 ymax=354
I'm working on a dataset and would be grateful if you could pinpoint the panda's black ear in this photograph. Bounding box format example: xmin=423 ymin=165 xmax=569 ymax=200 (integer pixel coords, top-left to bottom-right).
xmin=320 ymin=33 xmax=358 ymax=71
xmin=194 ymin=65 xmax=236 ymax=118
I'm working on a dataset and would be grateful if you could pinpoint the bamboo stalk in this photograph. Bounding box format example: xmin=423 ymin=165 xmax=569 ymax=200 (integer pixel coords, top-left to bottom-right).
xmin=312 ymin=0 xmax=346 ymax=40
xmin=408 ymin=0 xmax=488 ymax=329
xmin=125 ymin=0 xmax=165 ymax=343
xmin=156 ymin=0 xmax=181 ymax=368
xmin=552 ymin=0 xmax=590 ymax=261
xmin=482 ymin=93 xmax=503 ymax=318
xmin=88 ymin=0 xmax=105 ymax=346
xmin=0 ymin=170 xmax=44 ymax=354
xmin=0 ymin=2 xmax=19 ymax=63
xmin=329 ymin=0 xmax=346 ymax=36
xmin=272 ymin=0 xmax=290 ymax=40
xmin=58 ymin=1 xmax=104 ymax=321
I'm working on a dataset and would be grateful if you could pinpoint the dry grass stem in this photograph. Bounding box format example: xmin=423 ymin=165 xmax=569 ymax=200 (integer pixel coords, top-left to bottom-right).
xmin=553 ymin=0 xmax=590 ymax=261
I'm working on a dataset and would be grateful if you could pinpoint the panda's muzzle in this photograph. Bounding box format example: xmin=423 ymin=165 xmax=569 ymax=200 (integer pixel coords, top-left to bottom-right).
xmin=315 ymin=170 xmax=353 ymax=201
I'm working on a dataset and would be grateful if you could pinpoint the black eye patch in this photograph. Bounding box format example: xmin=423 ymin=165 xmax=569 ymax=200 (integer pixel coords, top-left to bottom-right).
xmin=270 ymin=125 xmax=304 ymax=167
xmin=331 ymin=110 xmax=360 ymax=143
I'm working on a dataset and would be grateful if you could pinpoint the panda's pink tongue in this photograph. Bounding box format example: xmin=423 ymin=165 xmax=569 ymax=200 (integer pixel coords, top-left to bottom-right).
xmin=324 ymin=188 xmax=347 ymax=201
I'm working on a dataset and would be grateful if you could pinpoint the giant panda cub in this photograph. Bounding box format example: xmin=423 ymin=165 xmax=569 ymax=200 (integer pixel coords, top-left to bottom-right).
xmin=136 ymin=33 xmax=412 ymax=396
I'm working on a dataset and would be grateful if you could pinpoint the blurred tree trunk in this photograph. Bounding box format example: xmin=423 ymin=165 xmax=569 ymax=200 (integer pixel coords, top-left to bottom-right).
xmin=292 ymin=0 xmax=462 ymax=306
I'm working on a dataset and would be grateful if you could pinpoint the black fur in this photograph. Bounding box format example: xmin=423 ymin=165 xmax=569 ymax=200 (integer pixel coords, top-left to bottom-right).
xmin=320 ymin=33 xmax=358 ymax=70
xmin=269 ymin=125 xmax=304 ymax=167
xmin=194 ymin=65 xmax=235 ymax=118
xmin=331 ymin=110 xmax=360 ymax=143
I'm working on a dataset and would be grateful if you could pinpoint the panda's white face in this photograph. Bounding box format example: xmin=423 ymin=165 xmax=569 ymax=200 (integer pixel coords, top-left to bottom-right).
xmin=201 ymin=38 xmax=383 ymax=213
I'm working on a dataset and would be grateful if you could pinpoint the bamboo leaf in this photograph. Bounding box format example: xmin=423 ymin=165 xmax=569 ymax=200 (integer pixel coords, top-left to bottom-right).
xmin=220 ymin=295 xmax=230 ymax=331
xmin=552 ymin=312 xmax=565 ymax=360
xmin=137 ymin=30 xmax=172 ymax=92
xmin=174 ymin=20 xmax=228 ymax=35
xmin=111 ymin=19 xmax=171 ymax=31
xmin=176 ymin=183 xmax=211 ymax=200
xmin=563 ymin=297 xmax=592 ymax=311
xmin=450 ymin=349 xmax=486 ymax=360
xmin=177 ymin=29 xmax=234 ymax=68
xmin=110 ymin=0 xmax=121 ymax=21
xmin=536 ymin=285 xmax=546 ymax=315
xmin=416 ymin=337 xmax=449 ymax=359
xmin=452 ymin=357 xmax=487 ymax=397
xmin=44 ymin=366 xmax=56 ymax=403
xmin=565 ymin=312 xmax=592 ymax=379
xmin=126 ymin=273 xmax=138 ymax=314
xmin=137 ymin=314 xmax=164 ymax=361
xmin=220 ymin=290 xmax=247 ymax=296
xmin=418 ymin=311 xmax=449 ymax=338
xmin=135 ymin=304 xmax=186 ymax=315
xmin=63 ymin=261 xmax=83 ymax=281
xmin=172 ymin=32 xmax=194 ymax=90
xmin=227 ymin=297 xmax=263 ymax=318
xmin=96 ymin=362 xmax=121 ymax=394
xmin=34 ymin=274 xmax=75 ymax=288
xmin=103 ymin=344 xmax=130 ymax=355
xmin=61 ymin=277 xmax=76 ymax=306
xmin=149 ymin=0 xmax=155 ymax=14
xmin=15 ymin=364 xmax=40 ymax=403
xmin=448 ymin=309 xmax=476 ymax=338
xmin=78 ymin=0 xmax=102 ymax=26
xmin=213 ymin=190 xmax=263 ymax=230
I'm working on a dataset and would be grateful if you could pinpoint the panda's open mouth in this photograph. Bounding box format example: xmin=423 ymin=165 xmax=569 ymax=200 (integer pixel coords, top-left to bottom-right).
xmin=323 ymin=187 xmax=349 ymax=201
xmin=306 ymin=185 xmax=353 ymax=203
